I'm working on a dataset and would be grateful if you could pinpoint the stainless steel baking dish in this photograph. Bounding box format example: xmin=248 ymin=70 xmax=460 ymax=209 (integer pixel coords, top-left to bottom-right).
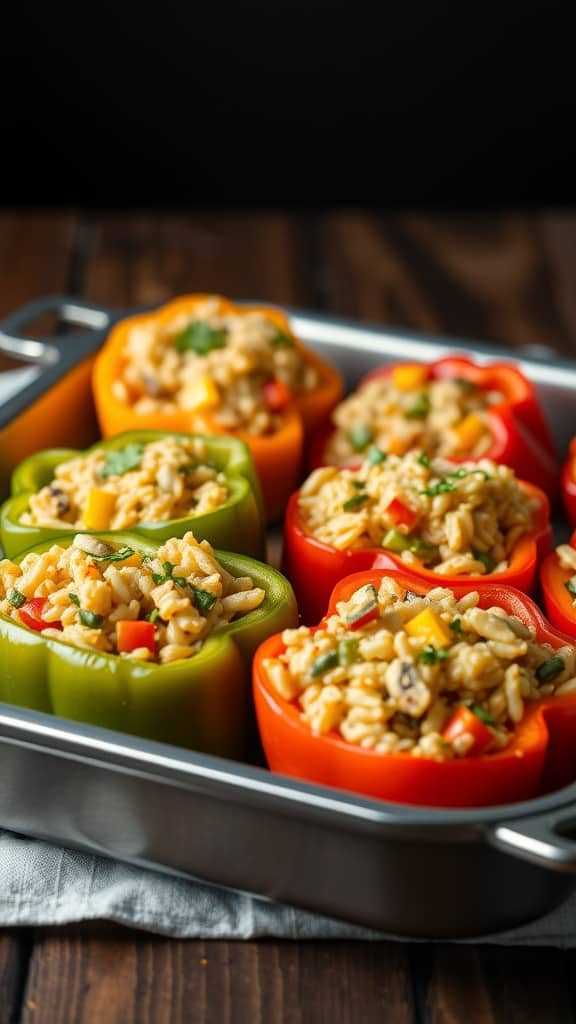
xmin=2 ymin=295 xmax=576 ymax=940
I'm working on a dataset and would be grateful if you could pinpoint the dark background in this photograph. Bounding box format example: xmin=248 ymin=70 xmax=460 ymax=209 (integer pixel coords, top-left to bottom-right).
xmin=2 ymin=2 xmax=575 ymax=205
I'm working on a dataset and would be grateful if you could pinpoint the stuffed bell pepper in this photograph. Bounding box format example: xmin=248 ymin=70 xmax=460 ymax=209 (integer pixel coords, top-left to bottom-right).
xmin=92 ymin=294 xmax=343 ymax=522
xmin=254 ymin=568 xmax=576 ymax=807
xmin=0 ymin=530 xmax=297 ymax=756
xmin=283 ymin=450 xmax=551 ymax=624
xmin=541 ymin=531 xmax=576 ymax=637
xmin=562 ymin=437 xmax=576 ymax=527
xmin=312 ymin=357 xmax=558 ymax=496
xmin=1 ymin=431 xmax=265 ymax=561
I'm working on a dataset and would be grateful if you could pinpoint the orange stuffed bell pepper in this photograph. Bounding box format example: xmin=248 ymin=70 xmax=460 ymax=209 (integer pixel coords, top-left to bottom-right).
xmin=254 ymin=568 xmax=576 ymax=808
xmin=92 ymin=294 xmax=343 ymax=522
xmin=311 ymin=356 xmax=558 ymax=497
xmin=541 ymin=530 xmax=576 ymax=637
xmin=561 ymin=437 xmax=576 ymax=528
xmin=283 ymin=450 xmax=551 ymax=624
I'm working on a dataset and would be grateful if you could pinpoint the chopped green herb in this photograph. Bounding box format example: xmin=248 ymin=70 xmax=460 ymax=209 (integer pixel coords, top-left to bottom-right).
xmin=192 ymin=586 xmax=217 ymax=615
xmin=7 ymin=588 xmax=26 ymax=609
xmin=536 ymin=656 xmax=565 ymax=683
xmin=352 ymin=480 xmax=366 ymax=490
xmin=445 ymin=468 xmax=469 ymax=480
xmin=100 ymin=443 xmax=144 ymax=479
xmin=68 ymin=592 xmax=80 ymax=606
xmin=472 ymin=549 xmax=496 ymax=573
xmin=79 ymin=609 xmax=104 ymax=629
xmin=89 ymin=546 xmax=135 ymax=563
xmin=565 ymin=578 xmax=576 ymax=597
xmin=417 ymin=453 xmax=430 ymax=468
xmin=453 ymin=377 xmax=476 ymax=390
xmin=450 ymin=617 xmax=463 ymax=636
xmin=342 ymin=494 xmax=369 ymax=512
xmin=405 ymin=393 xmax=430 ymax=419
xmin=366 ymin=445 xmax=387 ymax=466
xmin=310 ymin=649 xmax=339 ymax=678
xmin=349 ymin=424 xmax=373 ymax=452
xmin=337 ymin=638 xmax=360 ymax=667
xmin=420 ymin=479 xmax=455 ymax=497
xmin=173 ymin=321 xmax=227 ymax=355
xmin=470 ymin=468 xmax=492 ymax=481
xmin=408 ymin=538 xmax=439 ymax=562
xmin=148 ymin=608 xmax=160 ymax=623
xmin=270 ymin=328 xmax=294 ymax=349
xmin=152 ymin=561 xmax=177 ymax=586
xmin=418 ymin=645 xmax=449 ymax=665
xmin=469 ymin=703 xmax=495 ymax=725
xmin=173 ymin=576 xmax=188 ymax=589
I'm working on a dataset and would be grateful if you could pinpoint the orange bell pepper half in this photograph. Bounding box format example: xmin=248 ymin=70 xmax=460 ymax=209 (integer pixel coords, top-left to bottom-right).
xmin=92 ymin=295 xmax=343 ymax=523
xmin=311 ymin=356 xmax=558 ymax=497
xmin=282 ymin=478 xmax=551 ymax=625
xmin=253 ymin=569 xmax=576 ymax=808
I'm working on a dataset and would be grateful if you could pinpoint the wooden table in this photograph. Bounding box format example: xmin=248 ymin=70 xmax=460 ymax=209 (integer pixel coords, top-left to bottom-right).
xmin=1 ymin=210 xmax=576 ymax=1022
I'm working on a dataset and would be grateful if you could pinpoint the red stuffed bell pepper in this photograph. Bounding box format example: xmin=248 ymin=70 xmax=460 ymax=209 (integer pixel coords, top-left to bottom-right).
xmin=562 ymin=437 xmax=576 ymax=528
xmin=311 ymin=356 xmax=558 ymax=497
xmin=541 ymin=530 xmax=576 ymax=637
xmin=283 ymin=452 xmax=552 ymax=625
xmin=254 ymin=569 xmax=576 ymax=808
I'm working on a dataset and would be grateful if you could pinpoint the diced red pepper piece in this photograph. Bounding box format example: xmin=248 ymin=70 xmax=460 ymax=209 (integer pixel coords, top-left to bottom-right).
xmin=263 ymin=379 xmax=292 ymax=412
xmin=442 ymin=705 xmax=494 ymax=755
xmin=385 ymin=497 xmax=418 ymax=530
xmin=117 ymin=619 xmax=156 ymax=654
xmin=18 ymin=597 xmax=62 ymax=633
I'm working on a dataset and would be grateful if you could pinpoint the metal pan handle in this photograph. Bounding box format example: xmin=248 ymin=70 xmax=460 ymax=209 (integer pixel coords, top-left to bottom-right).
xmin=0 ymin=296 xmax=115 ymax=365
xmin=489 ymin=802 xmax=576 ymax=872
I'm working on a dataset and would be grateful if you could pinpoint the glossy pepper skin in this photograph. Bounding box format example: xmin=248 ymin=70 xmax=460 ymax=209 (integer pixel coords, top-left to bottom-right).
xmin=91 ymin=295 xmax=343 ymax=523
xmin=282 ymin=480 xmax=552 ymax=625
xmin=1 ymin=431 xmax=266 ymax=561
xmin=311 ymin=356 xmax=558 ymax=497
xmin=0 ymin=533 xmax=298 ymax=758
xmin=541 ymin=529 xmax=576 ymax=637
xmin=253 ymin=569 xmax=576 ymax=808
xmin=561 ymin=437 xmax=576 ymax=527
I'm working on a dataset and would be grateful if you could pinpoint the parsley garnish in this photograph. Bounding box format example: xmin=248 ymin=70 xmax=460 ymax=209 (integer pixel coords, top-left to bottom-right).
xmin=420 ymin=479 xmax=455 ymax=497
xmin=450 ymin=617 xmax=463 ymax=636
xmin=536 ymin=656 xmax=565 ymax=683
xmin=148 ymin=608 xmax=160 ymax=623
xmin=173 ymin=322 xmax=227 ymax=355
xmin=270 ymin=328 xmax=294 ymax=348
xmin=7 ymin=589 xmax=26 ymax=609
xmin=418 ymin=645 xmax=449 ymax=665
xmin=342 ymin=494 xmax=369 ymax=512
xmin=472 ymin=549 xmax=496 ymax=573
xmin=191 ymin=586 xmax=217 ymax=614
xmin=101 ymin=443 xmax=144 ymax=479
xmin=69 ymin=592 xmax=80 ymax=606
xmin=79 ymin=609 xmax=103 ymax=629
xmin=469 ymin=703 xmax=495 ymax=725
xmin=417 ymin=453 xmax=430 ymax=468
xmin=89 ymin=546 xmax=135 ymax=563
xmin=405 ymin=393 xmax=430 ymax=419
xmin=349 ymin=425 xmax=373 ymax=452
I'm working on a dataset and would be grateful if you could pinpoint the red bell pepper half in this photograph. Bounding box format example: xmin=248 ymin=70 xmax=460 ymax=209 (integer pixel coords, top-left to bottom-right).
xmin=541 ymin=530 xmax=576 ymax=637
xmin=311 ymin=356 xmax=558 ymax=497
xmin=562 ymin=437 xmax=576 ymax=528
xmin=253 ymin=569 xmax=576 ymax=808
xmin=282 ymin=479 xmax=552 ymax=625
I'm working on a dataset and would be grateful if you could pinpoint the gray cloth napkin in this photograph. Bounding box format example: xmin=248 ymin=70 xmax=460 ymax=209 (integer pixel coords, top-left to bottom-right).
xmin=1 ymin=830 xmax=576 ymax=945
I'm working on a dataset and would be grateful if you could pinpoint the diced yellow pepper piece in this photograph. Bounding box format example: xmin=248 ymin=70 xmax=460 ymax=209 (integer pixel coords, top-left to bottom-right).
xmin=392 ymin=364 xmax=428 ymax=391
xmin=453 ymin=413 xmax=484 ymax=450
xmin=82 ymin=488 xmax=117 ymax=530
xmin=405 ymin=608 xmax=452 ymax=648
xmin=184 ymin=373 xmax=220 ymax=412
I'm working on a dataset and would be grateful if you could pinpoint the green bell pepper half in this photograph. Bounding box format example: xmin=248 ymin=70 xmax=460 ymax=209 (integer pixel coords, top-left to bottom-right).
xmin=0 ymin=430 xmax=266 ymax=561
xmin=0 ymin=532 xmax=297 ymax=757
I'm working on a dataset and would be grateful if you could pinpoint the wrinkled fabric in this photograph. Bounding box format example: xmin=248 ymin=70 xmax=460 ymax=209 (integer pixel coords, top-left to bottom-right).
xmin=1 ymin=829 xmax=575 ymax=945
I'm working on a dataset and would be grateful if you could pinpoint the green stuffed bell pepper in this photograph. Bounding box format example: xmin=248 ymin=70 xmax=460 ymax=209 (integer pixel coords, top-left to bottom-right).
xmin=0 ymin=530 xmax=297 ymax=757
xmin=0 ymin=430 xmax=265 ymax=560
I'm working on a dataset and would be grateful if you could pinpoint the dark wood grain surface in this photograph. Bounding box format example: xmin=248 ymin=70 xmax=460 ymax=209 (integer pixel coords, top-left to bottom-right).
xmin=1 ymin=210 xmax=576 ymax=1023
